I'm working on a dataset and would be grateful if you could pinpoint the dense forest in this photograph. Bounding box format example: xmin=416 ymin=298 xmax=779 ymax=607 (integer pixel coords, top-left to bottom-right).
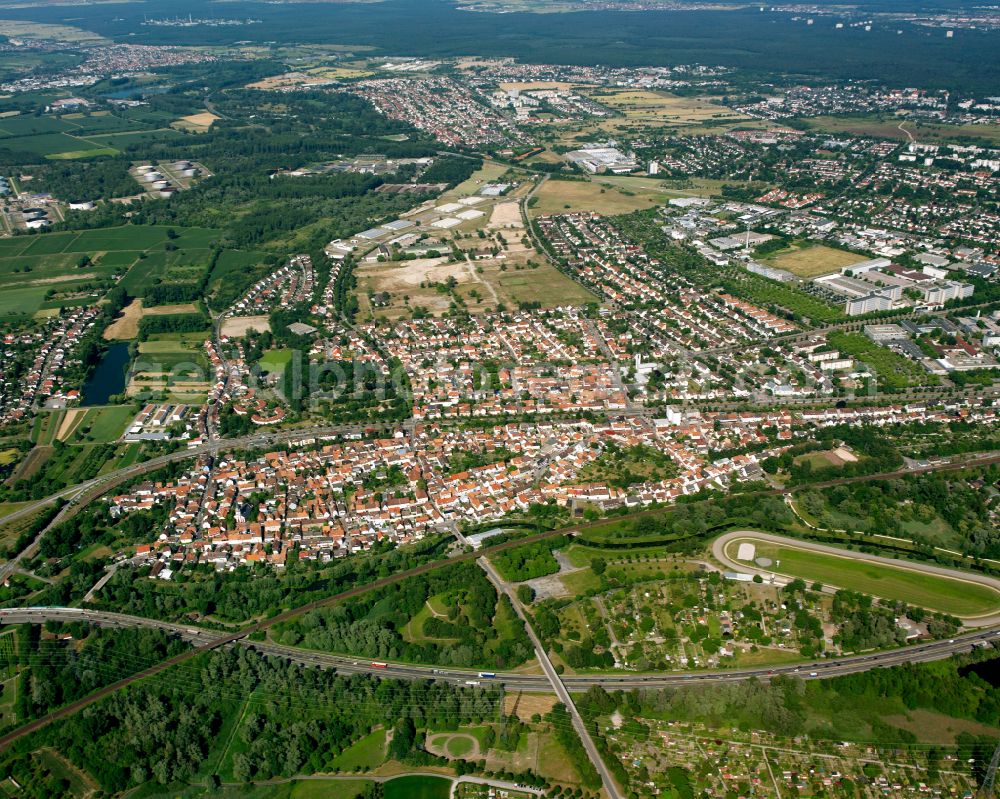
xmin=0 ymin=625 xmax=189 ymax=732
xmin=492 ymin=536 xmax=568 ymax=582
xmin=0 ymin=645 xmax=503 ymax=794
xmin=90 ymin=535 xmax=452 ymax=624
xmin=6 ymin=0 xmax=999 ymax=92
xmin=275 ymin=561 xmax=534 ymax=669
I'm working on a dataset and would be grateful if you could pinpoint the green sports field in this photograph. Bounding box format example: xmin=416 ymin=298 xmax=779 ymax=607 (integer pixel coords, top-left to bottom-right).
xmin=726 ymin=536 xmax=1000 ymax=618
xmin=384 ymin=775 xmax=451 ymax=799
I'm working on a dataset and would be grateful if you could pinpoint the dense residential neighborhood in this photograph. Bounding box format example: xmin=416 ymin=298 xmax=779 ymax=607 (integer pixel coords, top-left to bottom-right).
xmin=0 ymin=13 xmax=997 ymax=799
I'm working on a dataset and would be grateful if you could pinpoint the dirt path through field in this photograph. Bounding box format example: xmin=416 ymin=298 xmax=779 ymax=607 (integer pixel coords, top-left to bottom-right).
xmin=56 ymin=409 xmax=84 ymax=441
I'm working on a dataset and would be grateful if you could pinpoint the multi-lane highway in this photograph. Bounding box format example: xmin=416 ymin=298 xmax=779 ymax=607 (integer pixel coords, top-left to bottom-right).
xmin=1 ymin=425 xmax=999 ymax=754
xmin=3 ymin=606 xmax=997 ymax=692
xmin=478 ymin=555 xmax=623 ymax=799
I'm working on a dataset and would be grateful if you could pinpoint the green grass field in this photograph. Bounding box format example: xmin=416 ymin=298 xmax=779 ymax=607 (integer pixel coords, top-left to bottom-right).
xmin=259 ymin=349 xmax=295 ymax=372
xmin=330 ymin=728 xmax=386 ymax=771
xmin=0 ymin=132 xmax=116 ymax=159
xmin=446 ymin=736 xmax=475 ymax=757
xmin=66 ymin=406 xmax=133 ymax=444
xmin=727 ymin=537 xmax=1000 ymax=617
xmin=384 ymin=775 xmax=451 ymax=799
xmin=764 ymin=244 xmax=863 ymax=278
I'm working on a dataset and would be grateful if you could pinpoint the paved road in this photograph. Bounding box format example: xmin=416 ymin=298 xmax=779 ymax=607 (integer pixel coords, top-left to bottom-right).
xmin=0 ymin=420 xmax=404 ymax=583
xmin=713 ymin=530 xmax=1000 ymax=627
xmin=477 ymin=556 xmax=623 ymax=799
xmin=2 ymin=448 xmax=1000 ymax=749
xmin=2 ymin=606 xmax=998 ymax=692
xmin=219 ymin=772 xmax=544 ymax=797
xmin=6 ymin=436 xmax=997 ymax=589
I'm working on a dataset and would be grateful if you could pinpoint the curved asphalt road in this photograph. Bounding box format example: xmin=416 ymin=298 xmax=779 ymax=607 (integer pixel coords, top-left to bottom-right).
xmin=713 ymin=530 xmax=1000 ymax=627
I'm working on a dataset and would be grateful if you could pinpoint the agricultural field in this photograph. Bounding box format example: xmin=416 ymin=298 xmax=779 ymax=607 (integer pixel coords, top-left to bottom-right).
xmin=0 ymin=20 xmax=105 ymax=44
xmin=0 ymin=108 xmax=200 ymax=159
xmin=528 ymin=179 xmax=664 ymax=216
xmin=58 ymin=405 xmax=134 ymax=444
xmin=206 ymin=250 xmax=271 ymax=291
xmin=724 ymin=535 xmax=1000 ymax=618
xmin=85 ymin=128 xmax=186 ymax=150
xmin=115 ymin=229 xmax=220 ymax=301
xmin=130 ymin=332 xmax=212 ymax=403
xmin=104 ymin=299 xmax=201 ymax=340
xmin=171 ymin=112 xmax=221 ymax=133
xmin=0 ymin=226 xmax=218 ymax=316
xmin=0 ymin=131 xmax=116 ymax=160
xmin=32 ymin=410 xmax=64 ymax=446
xmin=803 ymin=115 xmax=1000 ymax=147
xmin=763 ymin=244 xmax=864 ymax=278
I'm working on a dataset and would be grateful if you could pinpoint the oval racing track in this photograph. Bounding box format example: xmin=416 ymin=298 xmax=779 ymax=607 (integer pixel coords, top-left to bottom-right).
xmin=713 ymin=530 xmax=1000 ymax=627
